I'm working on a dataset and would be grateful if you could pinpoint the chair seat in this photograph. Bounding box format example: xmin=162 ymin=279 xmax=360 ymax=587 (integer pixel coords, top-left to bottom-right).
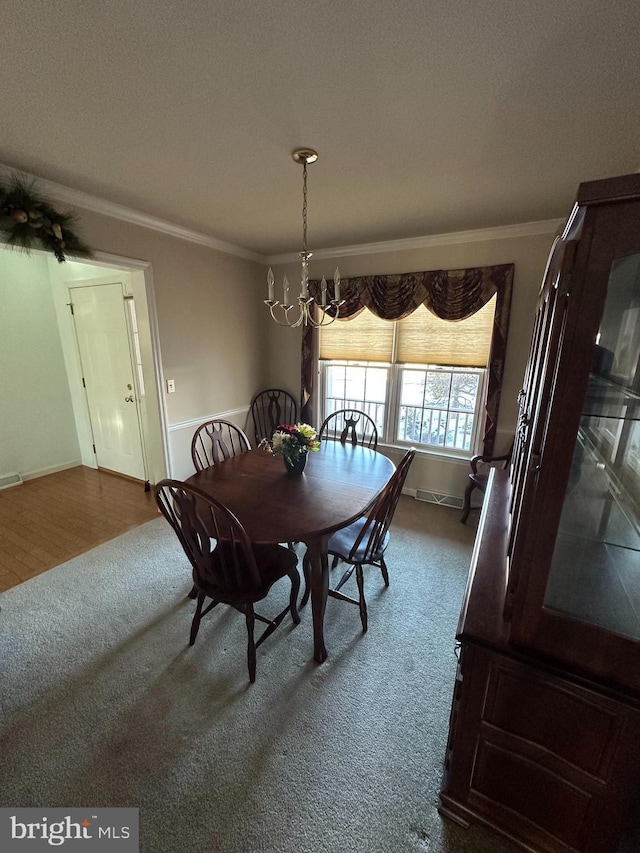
xmin=469 ymin=472 xmax=489 ymax=491
xmin=301 ymin=449 xmax=415 ymax=632
xmin=327 ymin=517 xmax=390 ymax=564
xmin=196 ymin=542 xmax=299 ymax=604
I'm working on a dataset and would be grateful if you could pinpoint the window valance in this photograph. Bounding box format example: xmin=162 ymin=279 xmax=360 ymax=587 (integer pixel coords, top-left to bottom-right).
xmin=309 ymin=263 xmax=513 ymax=322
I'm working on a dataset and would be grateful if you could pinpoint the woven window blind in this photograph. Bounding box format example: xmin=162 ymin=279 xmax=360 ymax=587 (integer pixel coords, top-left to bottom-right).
xmin=397 ymin=298 xmax=496 ymax=366
xmin=319 ymin=310 xmax=394 ymax=362
xmin=319 ymin=296 xmax=496 ymax=366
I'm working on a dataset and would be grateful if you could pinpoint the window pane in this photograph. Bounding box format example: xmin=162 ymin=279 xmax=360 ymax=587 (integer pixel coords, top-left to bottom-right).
xmin=397 ymin=367 xmax=482 ymax=452
xmin=400 ymin=371 xmax=425 ymax=407
xmin=450 ymin=373 xmax=479 ymax=412
xmin=326 ymin=364 xmax=345 ymax=400
xmin=424 ymin=371 xmax=452 ymax=409
xmin=323 ymin=362 xmax=388 ymax=435
xmin=344 ymin=366 xmax=366 ymax=400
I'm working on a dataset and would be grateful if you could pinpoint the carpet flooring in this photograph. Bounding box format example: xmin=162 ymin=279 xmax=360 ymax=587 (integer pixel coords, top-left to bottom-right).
xmin=0 ymin=496 xmax=519 ymax=853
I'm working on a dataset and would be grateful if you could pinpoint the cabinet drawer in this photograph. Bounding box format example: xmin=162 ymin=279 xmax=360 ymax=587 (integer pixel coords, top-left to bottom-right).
xmin=470 ymin=738 xmax=592 ymax=850
xmin=483 ymin=658 xmax=621 ymax=778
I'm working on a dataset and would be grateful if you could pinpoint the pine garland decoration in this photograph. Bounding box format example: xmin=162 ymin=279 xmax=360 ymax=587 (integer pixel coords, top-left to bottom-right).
xmin=0 ymin=175 xmax=93 ymax=263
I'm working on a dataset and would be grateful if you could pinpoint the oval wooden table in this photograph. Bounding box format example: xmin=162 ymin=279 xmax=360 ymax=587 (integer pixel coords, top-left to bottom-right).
xmin=185 ymin=441 xmax=395 ymax=663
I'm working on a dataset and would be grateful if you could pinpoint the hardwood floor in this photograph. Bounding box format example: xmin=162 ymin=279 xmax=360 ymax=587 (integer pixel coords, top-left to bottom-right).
xmin=0 ymin=466 xmax=159 ymax=593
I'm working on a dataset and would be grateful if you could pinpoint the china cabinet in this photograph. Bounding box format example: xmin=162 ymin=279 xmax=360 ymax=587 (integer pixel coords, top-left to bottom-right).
xmin=439 ymin=174 xmax=640 ymax=853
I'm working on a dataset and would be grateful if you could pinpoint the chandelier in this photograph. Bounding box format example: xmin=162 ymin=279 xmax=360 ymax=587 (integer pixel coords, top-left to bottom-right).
xmin=265 ymin=148 xmax=343 ymax=327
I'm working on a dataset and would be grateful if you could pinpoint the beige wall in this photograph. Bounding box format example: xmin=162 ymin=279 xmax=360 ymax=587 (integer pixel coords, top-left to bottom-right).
xmin=2 ymin=204 xmax=268 ymax=482
xmin=1 ymin=193 xmax=558 ymax=495
xmin=266 ymin=229 xmax=558 ymax=498
xmin=62 ymin=207 xmax=268 ymax=478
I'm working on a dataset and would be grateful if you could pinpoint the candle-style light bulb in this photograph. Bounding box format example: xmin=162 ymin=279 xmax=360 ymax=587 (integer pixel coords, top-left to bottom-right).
xmin=283 ymin=276 xmax=290 ymax=306
xmin=267 ymin=267 xmax=275 ymax=302
xmin=334 ymin=268 xmax=341 ymax=302
xmin=320 ymin=275 xmax=327 ymax=306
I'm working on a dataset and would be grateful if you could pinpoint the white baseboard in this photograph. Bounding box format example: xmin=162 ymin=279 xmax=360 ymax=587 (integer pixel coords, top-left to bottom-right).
xmin=20 ymin=459 xmax=83 ymax=482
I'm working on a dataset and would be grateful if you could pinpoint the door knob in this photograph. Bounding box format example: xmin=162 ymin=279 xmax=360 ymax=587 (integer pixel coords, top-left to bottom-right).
xmin=124 ymin=395 xmax=135 ymax=403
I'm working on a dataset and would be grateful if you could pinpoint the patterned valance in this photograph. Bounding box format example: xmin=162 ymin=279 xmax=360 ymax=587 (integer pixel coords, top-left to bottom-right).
xmin=303 ymin=263 xmax=514 ymax=457
xmin=309 ymin=263 xmax=513 ymax=322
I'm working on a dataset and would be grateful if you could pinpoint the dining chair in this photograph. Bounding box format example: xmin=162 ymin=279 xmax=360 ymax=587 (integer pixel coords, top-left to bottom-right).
xmin=301 ymin=448 xmax=415 ymax=632
xmin=155 ymin=479 xmax=300 ymax=683
xmin=460 ymin=440 xmax=513 ymax=523
xmin=319 ymin=408 xmax=379 ymax=450
xmin=249 ymin=388 xmax=298 ymax=445
xmin=191 ymin=419 xmax=251 ymax=471
xmin=320 ymin=407 xmax=380 ymax=570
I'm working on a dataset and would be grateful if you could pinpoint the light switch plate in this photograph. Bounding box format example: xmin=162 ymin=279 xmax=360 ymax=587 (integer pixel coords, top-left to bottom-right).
xmin=166 ymin=379 xmax=175 ymax=393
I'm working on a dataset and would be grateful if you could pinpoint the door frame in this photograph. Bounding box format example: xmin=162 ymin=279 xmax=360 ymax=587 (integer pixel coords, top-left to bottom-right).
xmin=51 ymin=251 xmax=170 ymax=484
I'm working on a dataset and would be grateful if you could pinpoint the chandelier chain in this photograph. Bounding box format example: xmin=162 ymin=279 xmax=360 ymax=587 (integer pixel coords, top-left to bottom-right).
xmin=264 ymin=147 xmax=343 ymax=327
xmin=302 ymin=161 xmax=308 ymax=256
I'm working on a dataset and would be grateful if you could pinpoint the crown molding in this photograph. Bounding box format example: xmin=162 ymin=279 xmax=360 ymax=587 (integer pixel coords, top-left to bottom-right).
xmin=0 ymin=163 xmax=264 ymax=263
xmin=266 ymin=219 xmax=564 ymax=265
xmin=1 ymin=162 xmax=562 ymax=266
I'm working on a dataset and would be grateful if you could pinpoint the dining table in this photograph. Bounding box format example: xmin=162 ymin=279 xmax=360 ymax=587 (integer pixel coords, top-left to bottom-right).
xmin=185 ymin=440 xmax=395 ymax=662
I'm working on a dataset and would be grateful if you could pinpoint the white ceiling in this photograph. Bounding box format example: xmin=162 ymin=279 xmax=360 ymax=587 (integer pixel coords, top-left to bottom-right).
xmin=2 ymin=0 xmax=639 ymax=258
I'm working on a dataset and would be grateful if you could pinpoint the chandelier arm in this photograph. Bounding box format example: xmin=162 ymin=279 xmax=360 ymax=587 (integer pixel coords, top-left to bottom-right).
xmin=265 ymin=301 xmax=307 ymax=328
xmin=306 ymin=299 xmax=342 ymax=328
xmin=308 ymin=312 xmax=338 ymax=328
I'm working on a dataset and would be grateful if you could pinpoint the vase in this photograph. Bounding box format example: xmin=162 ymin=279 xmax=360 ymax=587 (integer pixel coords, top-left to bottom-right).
xmin=283 ymin=453 xmax=307 ymax=475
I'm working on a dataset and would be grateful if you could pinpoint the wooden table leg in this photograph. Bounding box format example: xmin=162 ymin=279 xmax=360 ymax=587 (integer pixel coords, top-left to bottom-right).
xmin=307 ymin=536 xmax=329 ymax=663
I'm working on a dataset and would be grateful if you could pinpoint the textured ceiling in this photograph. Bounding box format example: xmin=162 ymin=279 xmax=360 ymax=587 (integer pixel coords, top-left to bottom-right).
xmin=2 ymin=0 xmax=640 ymax=257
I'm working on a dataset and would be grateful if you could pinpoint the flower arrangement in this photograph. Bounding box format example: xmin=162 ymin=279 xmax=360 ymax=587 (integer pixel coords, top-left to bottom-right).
xmin=259 ymin=423 xmax=320 ymax=471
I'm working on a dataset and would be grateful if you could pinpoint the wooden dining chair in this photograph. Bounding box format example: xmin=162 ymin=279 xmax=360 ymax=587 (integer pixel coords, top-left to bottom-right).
xmin=319 ymin=408 xmax=379 ymax=450
xmin=249 ymin=389 xmax=298 ymax=445
xmin=460 ymin=441 xmax=513 ymax=524
xmin=301 ymin=448 xmax=415 ymax=632
xmin=155 ymin=479 xmax=300 ymax=683
xmin=191 ymin=419 xmax=251 ymax=471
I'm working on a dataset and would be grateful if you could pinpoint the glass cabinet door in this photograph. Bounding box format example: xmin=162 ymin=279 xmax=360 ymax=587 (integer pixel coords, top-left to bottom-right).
xmin=510 ymin=193 xmax=640 ymax=691
xmin=506 ymin=211 xmax=584 ymax=618
xmin=544 ymin=252 xmax=640 ymax=639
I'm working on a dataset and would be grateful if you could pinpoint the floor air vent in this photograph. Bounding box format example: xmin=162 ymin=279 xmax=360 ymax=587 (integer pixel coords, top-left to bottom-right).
xmin=415 ymin=489 xmax=462 ymax=509
xmin=0 ymin=473 xmax=24 ymax=490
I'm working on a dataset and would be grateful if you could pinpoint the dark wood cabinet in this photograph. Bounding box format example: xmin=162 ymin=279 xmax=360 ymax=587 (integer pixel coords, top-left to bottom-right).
xmin=440 ymin=174 xmax=640 ymax=853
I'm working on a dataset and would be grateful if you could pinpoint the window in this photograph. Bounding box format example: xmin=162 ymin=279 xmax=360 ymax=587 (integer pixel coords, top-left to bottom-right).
xmin=319 ymin=298 xmax=496 ymax=455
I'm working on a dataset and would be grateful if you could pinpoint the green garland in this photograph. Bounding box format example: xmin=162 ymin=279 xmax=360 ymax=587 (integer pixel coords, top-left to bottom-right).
xmin=0 ymin=174 xmax=93 ymax=263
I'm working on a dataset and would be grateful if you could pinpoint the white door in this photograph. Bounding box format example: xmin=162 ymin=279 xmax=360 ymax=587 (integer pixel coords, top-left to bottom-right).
xmin=70 ymin=282 xmax=146 ymax=481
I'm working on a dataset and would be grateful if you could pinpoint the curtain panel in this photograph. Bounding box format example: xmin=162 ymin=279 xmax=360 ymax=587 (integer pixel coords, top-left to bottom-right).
xmin=303 ymin=263 xmax=514 ymax=455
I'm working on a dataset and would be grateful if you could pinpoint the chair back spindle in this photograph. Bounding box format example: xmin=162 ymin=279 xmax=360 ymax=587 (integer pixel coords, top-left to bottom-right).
xmin=191 ymin=420 xmax=251 ymax=471
xmin=249 ymin=389 xmax=298 ymax=445
xmin=319 ymin=408 xmax=378 ymax=450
